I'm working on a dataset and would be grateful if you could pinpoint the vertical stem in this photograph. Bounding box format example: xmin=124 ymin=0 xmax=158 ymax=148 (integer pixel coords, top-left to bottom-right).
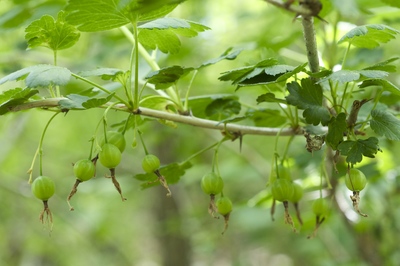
xmin=133 ymin=23 xmax=140 ymax=110
xmin=302 ymin=16 xmax=319 ymax=74
xmin=38 ymin=112 xmax=60 ymax=176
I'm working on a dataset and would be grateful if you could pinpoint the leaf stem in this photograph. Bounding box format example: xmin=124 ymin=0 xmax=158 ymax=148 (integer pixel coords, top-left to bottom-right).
xmin=71 ymin=73 xmax=130 ymax=106
xmin=132 ymin=23 xmax=140 ymax=110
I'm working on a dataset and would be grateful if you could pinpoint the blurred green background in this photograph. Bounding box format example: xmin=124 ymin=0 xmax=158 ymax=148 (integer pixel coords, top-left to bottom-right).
xmin=1 ymin=0 xmax=400 ymax=265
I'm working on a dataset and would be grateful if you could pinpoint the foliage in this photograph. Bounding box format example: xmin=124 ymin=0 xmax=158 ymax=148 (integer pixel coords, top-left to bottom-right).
xmin=1 ymin=0 xmax=400 ymax=265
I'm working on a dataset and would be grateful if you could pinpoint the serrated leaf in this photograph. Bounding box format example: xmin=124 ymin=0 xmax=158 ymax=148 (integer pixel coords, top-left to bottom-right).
xmin=0 ymin=88 xmax=39 ymax=115
xmin=205 ymin=98 xmax=241 ymax=120
xmin=326 ymin=113 xmax=347 ymax=150
xmin=338 ymin=137 xmax=381 ymax=165
xmin=199 ymin=48 xmax=242 ymax=68
xmin=359 ymin=79 xmax=400 ymax=96
xmin=134 ymin=161 xmax=192 ymax=189
xmin=82 ymin=94 xmax=114 ymax=109
xmin=286 ymin=78 xmax=330 ymax=126
xmin=319 ymin=69 xmax=388 ymax=84
xmin=276 ymin=62 xmax=308 ymax=82
xmin=256 ymin=93 xmax=286 ymax=104
xmin=370 ymin=109 xmax=400 ymax=141
xmin=58 ymin=94 xmax=89 ymax=110
xmin=338 ymin=24 xmax=400 ymax=49
xmin=25 ymin=11 xmax=80 ymax=51
xmin=65 ymin=0 xmax=183 ymax=32
xmin=138 ymin=18 xmax=210 ymax=54
xmin=246 ymin=109 xmax=287 ymax=127
xmin=78 ymin=68 xmax=125 ymax=80
xmin=187 ymin=94 xmax=239 ymax=119
xmin=0 ymin=64 xmax=71 ymax=88
xmin=145 ymin=65 xmax=194 ymax=89
xmin=218 ymin=58 xmax=294 ymax=89
xmin=363 ymin=57 xmax=399 ymax=72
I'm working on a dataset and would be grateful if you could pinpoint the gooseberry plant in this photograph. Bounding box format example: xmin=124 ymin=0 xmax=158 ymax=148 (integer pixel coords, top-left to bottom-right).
xmin=1 ymin=0 xmax=400 ymax=236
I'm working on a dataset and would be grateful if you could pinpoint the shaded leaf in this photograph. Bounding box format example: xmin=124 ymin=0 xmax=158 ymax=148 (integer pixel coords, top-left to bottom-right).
xmin=145 ymin=65 xmax=194 ymax=89
xmin=370 ymin=109 xmax=400 ymax=141
xmin=359 ymin=79 xmax=400 ymax=96
xmin=246 ymin=109 xmax=287 ymax=127
xmin=25 ymin=11 xmax=80 ymax=51
xmin=338 ymin=137 xmax=381 ymax=165
xmin=199 ymin=48 xmax=242 ymax=68
xmin=0 ymin=64 xmax=71 ymax=88
xmin=256 ymin=93 xmax=286 ymax=104
xmin=276 ymin=62 xmax=308 ymax=82
xmin=82 ymin=94 xmax=114 ymax=109
xmin=326 ymin=113 xmax=347 ymax=150
xmin=187 ymin=94 xmax=239 ymax=119
xmin=319 ymin=69 xmax=388 ymax=84
xmin=205 ymin=98 xmax=241 ymax=120
xmin=381 ymin=0 xmax=400 ymax=8
xmin=338 ymin=24 xmax=400 ymax=49
xmin=363 ymin=57 xmax=399 ymax=72
xmin=286 ymin=78 xmax=330 ymax=125
xmin=0 ymin=88 xmax=39 ymax=115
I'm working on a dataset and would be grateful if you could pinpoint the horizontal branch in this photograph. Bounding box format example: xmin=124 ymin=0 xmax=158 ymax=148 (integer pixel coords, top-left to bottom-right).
xmin=8 ymin=98 xmax=302 ymax=136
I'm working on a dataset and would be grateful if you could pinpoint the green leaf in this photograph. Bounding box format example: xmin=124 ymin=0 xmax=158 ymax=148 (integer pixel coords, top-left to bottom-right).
xmin=338 ymin=137 xmax=381 ymax=165
xmin=0 ymin=88 xmax=39 ymax=115
xmin=187 ymin=94 xmax=239 ymax=119
xmin=199 ymin=48 xmax=242 ymax=68
xmin=359 ymin=79 xmax=400 ymax=96
xmin=370 ymin=109 xmax=400 ymax=141
xmin=276 ymin=62 xmax=308 ymax=82
xmin=256 ymin=93 xmax=286 ymax=104
xmin=326 ymin=113 xmax=347 ymax=150
xmin=138 ymin=18 xmax=210 ymax=54
xmin=363 ymin=57 xmax=399 ymax=72
xmin=218 ymin=58 xmax=295 ymax=89
xmin=0 ymin=64 xmax=71 ymax=88
xmin=205 ymin=98 xmax=241 ymax=120
xmin=134 ymin=161 xmax=192 ymax=189
xmin=286 ymin=78 xmax=331 ymax=126
xmin=78 ymin=68 xmax=125 ymax=80
xmin=58 ymin=94 xmax=89 ymax=110
xmin=145 ymin=65 xmax=194 ymax=89
xmin=246 ymin=109 xmax=287 ymax=127
xmin=65 ymin=0 xmax=183 ymax=32
xmin=319 ymin=69 xmax=388 ymax=84
xmin=338 ymin=24 xmax=400 ymax=49
xmin=25 ymin=11 xmax=80 ymax=51
xmin=82 ymin=94 xmax=114 ymax=109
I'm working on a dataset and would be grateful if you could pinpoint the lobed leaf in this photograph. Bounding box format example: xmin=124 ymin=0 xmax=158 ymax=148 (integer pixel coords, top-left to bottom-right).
xmin=326 ymin=113 xmax=347 ymax=150
xmin=58 ymin=94 xmax=89 ymax=110
xmin=0 ymin=64 xmax=71 ymax=88
xmin=338 ymin=137 xmax=381 ymax=165
xmin=138 ymin=18 xmax=210 ymax=54
xmin=319 ymin=69 xmax=388 ymax=84
xmin=256 ymin=93 xmax=286 ymax=104
xmin=25 ymin=11 xmax=80 ymax=51
xmin=359 ymin=79 xmax=400 ymax=96
xmin=0 ymin=88 xmax=39 ymax=115
xmin=363 ymin=57 xmax=399 ymax=72
xmin=338 ymin=24 xmax=400 ymax=49
xmin=145 ymin=65 xmax=194 ymax=89
xmin=370 ymin=109 xmax=400 ymax=141
xmin=187 ymin=94 xmax=239 ymax=119
xmin=286 ymin=78 xmax=330 ymax=126
xmin=205 ymin=98 xmax=241 ymax=120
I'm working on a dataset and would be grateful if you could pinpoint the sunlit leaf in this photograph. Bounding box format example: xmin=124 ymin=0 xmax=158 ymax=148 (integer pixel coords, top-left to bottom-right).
xmin=199 ymin=48 xmax=242 ymax=68
xmin=338 ymin=24 xmax=400 ymax=49
xmin=319 ymin=69 xmax=388 ymax=84
xmin=0 ymin=64 xmax=71 ymax=88
xmin=363 ymin=57 xmax=399 ymax=72
xmin=78 ymin=68 xmax=125 ymax=80
xmin=58 ymin=94 xmax=89 ymax=110
xmin=25 ymin=11 xmax=80 ymax=50
xmin=138 ymin=18 xmax=210 ymax=54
